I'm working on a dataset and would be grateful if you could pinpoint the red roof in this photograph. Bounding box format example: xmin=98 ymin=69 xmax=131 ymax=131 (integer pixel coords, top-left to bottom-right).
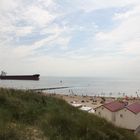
xmin=126 ymin=102 xmax=140 ymax=114
xmin=103 ymin=101 xmax=126 ymax=112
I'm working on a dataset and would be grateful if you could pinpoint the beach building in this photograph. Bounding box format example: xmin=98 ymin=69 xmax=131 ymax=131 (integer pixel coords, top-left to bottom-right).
xmin=95 ymin=101 xmax=140 ymax=131
xmin=115 ymin=102 xmax=140 ymax=130
xmin=95 ymin=101 xmax=126 ymax=123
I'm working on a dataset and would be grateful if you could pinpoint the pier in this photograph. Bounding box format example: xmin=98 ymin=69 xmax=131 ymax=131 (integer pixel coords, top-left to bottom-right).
xmin=30 ymin=86 xmax=70 ymax=92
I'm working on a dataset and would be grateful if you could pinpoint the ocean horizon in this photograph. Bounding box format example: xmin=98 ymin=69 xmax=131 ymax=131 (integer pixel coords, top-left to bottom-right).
xmin=0 ymin=76 xmax=140 ymax=97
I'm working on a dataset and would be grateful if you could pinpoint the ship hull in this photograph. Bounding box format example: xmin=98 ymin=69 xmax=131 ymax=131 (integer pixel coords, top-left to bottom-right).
xmin=0 ymin=74 xmax=40 ymax=80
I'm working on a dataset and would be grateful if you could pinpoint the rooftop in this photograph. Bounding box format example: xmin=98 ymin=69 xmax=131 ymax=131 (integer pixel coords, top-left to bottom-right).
xmin=103 ymin=101 xmax=126 ymax=112
xmin=126 ymin=102 xmax=140 ymax=114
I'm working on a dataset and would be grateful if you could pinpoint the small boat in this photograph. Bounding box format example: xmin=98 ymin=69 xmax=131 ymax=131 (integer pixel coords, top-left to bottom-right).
xmin=0 ymin=71 xmax=40 ymax=80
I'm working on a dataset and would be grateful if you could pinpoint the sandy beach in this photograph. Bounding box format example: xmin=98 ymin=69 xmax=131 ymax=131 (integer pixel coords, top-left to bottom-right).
xmin=51 ymin=94 xmax=104 ymax=108
xmin=43 ymin=93 xmax=101 ymax=109
xmin=44 ymin=93 xmax=140 ymax=110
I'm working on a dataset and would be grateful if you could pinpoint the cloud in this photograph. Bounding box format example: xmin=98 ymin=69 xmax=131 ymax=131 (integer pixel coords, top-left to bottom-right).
xmin=0 ymin=0 xmax=20 ymax=11
xmin=13 ymin=27 xmax=71 ymax=58
xmin=0 ymin=0 xmax=140 ymax=77
xmin=15 ymin=26 xmax=33 ymax=37
xmin=95 ymin=4 xmax=140 ymax=56
xmin=23 ymin=5 xmax=55 ymax=27
xmin=57 ymin=0 xmax=140 ymax=13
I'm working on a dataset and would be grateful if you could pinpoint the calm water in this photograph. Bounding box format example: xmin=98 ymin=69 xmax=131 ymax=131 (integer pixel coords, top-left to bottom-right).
xmin=0 ymin=76 xmax=140 ymax=97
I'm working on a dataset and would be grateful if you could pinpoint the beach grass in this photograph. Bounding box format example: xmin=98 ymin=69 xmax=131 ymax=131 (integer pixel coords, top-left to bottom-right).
xmin=0 ymin=88 xmax=139 ymax=140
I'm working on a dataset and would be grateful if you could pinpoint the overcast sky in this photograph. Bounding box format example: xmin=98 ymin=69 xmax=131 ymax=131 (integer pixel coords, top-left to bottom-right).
xmin=0 ymin=0 xmax=140 ymax=78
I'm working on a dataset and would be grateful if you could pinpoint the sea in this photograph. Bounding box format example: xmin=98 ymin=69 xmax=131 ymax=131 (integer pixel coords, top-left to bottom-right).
xmin=0 ymin=76 xmax=140 ymax=97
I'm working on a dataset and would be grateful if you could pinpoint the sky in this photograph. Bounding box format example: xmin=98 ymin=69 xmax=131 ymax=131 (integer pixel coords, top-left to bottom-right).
xmin=0 ymin=0 xmax=140 ymax=78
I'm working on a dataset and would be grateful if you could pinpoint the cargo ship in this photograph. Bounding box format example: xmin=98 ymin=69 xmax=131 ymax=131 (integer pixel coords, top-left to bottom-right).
xmin=0 ymin=71 xmax=40 ymax=80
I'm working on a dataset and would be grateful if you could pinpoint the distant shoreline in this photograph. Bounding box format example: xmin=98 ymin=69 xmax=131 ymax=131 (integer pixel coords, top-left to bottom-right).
xmin=1 ymin=76 xmax=140 ymax=97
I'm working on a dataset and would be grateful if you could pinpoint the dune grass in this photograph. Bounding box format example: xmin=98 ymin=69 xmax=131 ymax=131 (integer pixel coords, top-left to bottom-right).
xmin=0 ymin=88 xmax=138 ymax=140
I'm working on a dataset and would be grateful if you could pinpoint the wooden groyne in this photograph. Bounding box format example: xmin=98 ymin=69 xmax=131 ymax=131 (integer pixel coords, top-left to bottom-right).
xmin=29 ymin=86 xmax=70 ymax=92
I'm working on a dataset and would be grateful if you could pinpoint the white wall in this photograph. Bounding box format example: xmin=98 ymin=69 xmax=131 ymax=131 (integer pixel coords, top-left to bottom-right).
xmin=115 ymin=108 xmax=140 ymax=130
xmin=95 ymin=106 xmax=140 ymax=130
xmin=95 ymin=106 xmax=115 ymax=122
